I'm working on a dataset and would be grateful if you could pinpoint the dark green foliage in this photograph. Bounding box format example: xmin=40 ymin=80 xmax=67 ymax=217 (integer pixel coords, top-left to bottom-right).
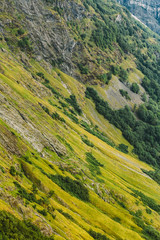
xmin=10 ymin=166 xmax=16 ymax=176
xmin=119 ymin=89 xmax=131 ymax=100
xmin=113 ymin=217 xmax=121 ymax=223
xmin=42 ymin=105 xmax=50 ymax=115
xmin=111 ymin=65 xmax=128 ymax=82
xmin=133 ymin=212 xmax=160 ymax=240
xmin=80 ymin=121 xmax=115 ymax=147
xmin=49 ymin=175 xmax=89 ymax=201
xmin=88 ymin=229 xmax=110 ymax=240
xmin=117 ymin=144 xmax=128 ymax=154
xmin=56 ymin=135 xmax=74 ymax=151
xmin=37 ymin=209 xmax=48 ymax=216
xmin=78 ymin=63 xmax=89 ymax=74
xmin=52 ymin=112 xmax=65 ymax=122
xmin=37 ymin=72 xmax=45 ymax=79
xmin=0 ymin=166 xmax=5 ymax=173
xmin=59 ymin=100 xmax=68 ymax=108
xmin=136 ymin=104 xmax=158 ymax=125
xmin=32 ymin=184 xmax=38 ymax=194
xmin=81 ymin=33 xmax=86 ymax=40
xmin=64 ymin=110 xmax=79 ymax=123
xmin=57 ymin=209 xmax=75 ymax=222
xmin=81 ymin=136 xmax=94 ymax=147
xmin=43 ymin=82 xmax=61 ymax=98
xmin=132 ymin=216 xmax=145 ymax=229
xmin=18 ymin=36 xmax=32 ymax=51
xmin=146 ymin=208 xmax=152 ymax=214
xmin=14 ymin=181 xmax=37 ymax=203
xmin=0 ymin=211 xmax=54 ymax=240
xmin=17 ymin=28 xmax=25 ymax=36
xmin=47 ymin=190 xmax=55 ymax=198
xmin=130 ymin=83 xmax=140 ymax=94
xmin=39 ymin=103 xmax=65 ymax=122
xmin=143 ymin=225 xmax=160 ymax=240
xmin=65 ymin=95 xmax=82 ymax=115
xmin=22 ymin=155 xmax=32 ymax=164
xmin=132 ymin=189 xmax=160 ymax=213
xmin=86 ymin=152 xmax=103 ymax=175
xmin=90 ymin=16 xmax=116 ymax=50
xmin=85 ymin=87 xmax=160 ymax=167
xmin=142 ymin=169 xmax=160 ymax=186
xmin=98 ymin=73 xmax=112 ymax=84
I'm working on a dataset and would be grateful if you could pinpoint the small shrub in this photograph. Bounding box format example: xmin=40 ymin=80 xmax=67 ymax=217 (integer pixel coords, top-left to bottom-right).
xmin=119 ymin=89 xmax=131 ymax=100
xmin=37 ymin=209 xmax=47 ymax=216
xmin=0 ymin=166 xmax=5 ymax=173
xmin=117 ymin=143 xmax=128 ymax=154
xmin=36 ymin=72 xmax=45 ymax=79
xmin=47 ymin=190 xmax=54 ymax=198
xmin=17 ymin=28 xmax=25 ymax=36
xmin=146 ymin=208 xmax=152 ymax=214
xmin=65 ymin=95 xmax=82 ymax=115
xmin=78 ymin=63 xmax=89 ymax=74
xmin=13 ymin=181 xmax=37 ymax=203
xmin=63 ymin=110 xmax=79 ymax=123
xmin=18 ymin=36 xmax=32 ymax=51
xmin=81 ymin=136 xmax=94 ymax=147
xmin=130 ymin=83 xmax=140 ymax=94
xmin=57 ymin=209 xmax=75 ymax=221
xmin=88 ymin=229 xmax=110 ymax=240
xmin=52 ymin=112 xmax=65 ymax=122
xmin=10 ymin=166 xmax=16 ymax=176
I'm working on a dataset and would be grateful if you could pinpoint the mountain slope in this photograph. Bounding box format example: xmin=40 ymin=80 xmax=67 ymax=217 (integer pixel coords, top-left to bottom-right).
xmin=118 ymin=0 xmax=160 ymax=35
xmin=0 ymin=0 xmax=160 ymax=240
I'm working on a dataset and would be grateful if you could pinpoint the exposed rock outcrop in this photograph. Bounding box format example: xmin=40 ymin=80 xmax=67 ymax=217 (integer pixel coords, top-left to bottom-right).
xmin=118 ymin=0 xmax=160 ymax=34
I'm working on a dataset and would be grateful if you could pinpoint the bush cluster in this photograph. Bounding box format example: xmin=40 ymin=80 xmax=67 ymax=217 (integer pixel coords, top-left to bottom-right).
xmin=85 ymin=87 xmax=160 ymax=167
xmin=49 ymin=174 xmax=89 ymax=202
xmin=0 ymin=211 xmax=54 ymax=240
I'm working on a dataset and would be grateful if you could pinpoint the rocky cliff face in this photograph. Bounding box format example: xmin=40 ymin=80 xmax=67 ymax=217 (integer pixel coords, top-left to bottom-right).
xmin=118 ymin=0 xmax=160 ymax=34
xmin=0 ymin=0 xmax=94 ymax=81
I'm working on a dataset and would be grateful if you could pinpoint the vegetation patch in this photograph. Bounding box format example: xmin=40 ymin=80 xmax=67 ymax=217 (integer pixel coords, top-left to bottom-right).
xmin=88 ymin=229 xmax=110 ymax=240
xmin=119 ymin=89 xmax=131 ymax=100
xmin=81 ymin=136 xmax=94 ymax=147
xmin=142 ymin=169 xmax=160 ymax=186
xmin=80 ymin=121 xmax=115 ymax=147
xmin=14 ymin=181 xmax=37 ymax=203
xmin=0 ymin=211 xmax=54 ymax=240
xmin=132 ymin=189 xmax=160 ymax=213
xmin=117 ymin=144 xmax=128 ymax=154
xmin=86 ymin=152 xmax=103 ymax=176
xmin=49 ymin=174 xmax=90 ymax=202
xmin=65 ymin=95 xmax=82 ymax=115
xmin=85 ymin=87 xmax=160 ymax=167
xmin=57 ymin=209 xmax=75 ymax=222
xmin=63 ymin=110 xmax=79 ymax=123
xmin=130 ymin=83 xmax=140 ymax=94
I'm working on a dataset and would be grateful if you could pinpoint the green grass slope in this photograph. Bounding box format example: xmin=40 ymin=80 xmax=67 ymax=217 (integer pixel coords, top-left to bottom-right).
xmin=0 ymin=0 xmax=160 ymax=239
xmin=0 ymin=48 xmax=160 ymax=240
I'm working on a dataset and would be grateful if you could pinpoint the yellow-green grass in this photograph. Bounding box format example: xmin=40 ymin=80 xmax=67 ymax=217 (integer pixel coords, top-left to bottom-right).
xmin=1 ymin=51 xmax=160 ymax=239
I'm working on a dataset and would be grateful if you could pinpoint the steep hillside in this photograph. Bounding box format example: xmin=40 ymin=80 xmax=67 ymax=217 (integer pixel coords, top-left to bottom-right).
xmin=0 ymin=0 xmax=160 ymax=240
xmin=118 ymin=0 xmax=160 ymax=34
